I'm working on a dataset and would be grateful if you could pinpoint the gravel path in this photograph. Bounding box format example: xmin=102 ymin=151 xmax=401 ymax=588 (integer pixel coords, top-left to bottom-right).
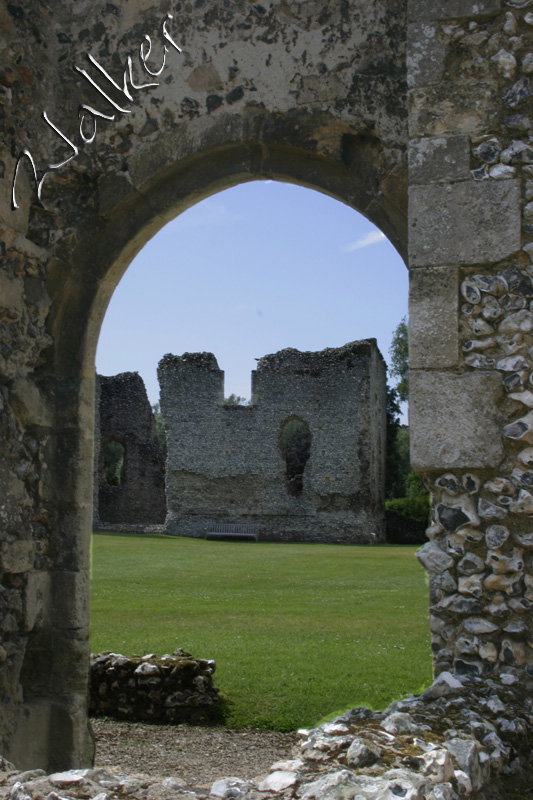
xmin=91 ymin=718 xmax=300 ymax=789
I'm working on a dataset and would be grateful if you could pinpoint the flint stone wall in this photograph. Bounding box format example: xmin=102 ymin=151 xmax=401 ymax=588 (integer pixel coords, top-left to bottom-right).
xmin=158 ymin=341 xmax=387 ymax=544
xmin=93 ymin=373 xmax=166 ymax=528
xmin=89 ymin=649 xmax=221 ymax=724
xmin=407 ymin=6 xmax=533 ymax=687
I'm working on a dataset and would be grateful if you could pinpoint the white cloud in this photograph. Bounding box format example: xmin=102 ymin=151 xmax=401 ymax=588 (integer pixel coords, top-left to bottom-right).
xmin=341 ymin=230 xmax=386 ymax=253
xmin=170 ymin=201 xmax=246 ymax=230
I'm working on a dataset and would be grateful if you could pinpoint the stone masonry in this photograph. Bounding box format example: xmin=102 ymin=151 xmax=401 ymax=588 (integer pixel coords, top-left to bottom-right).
xmin=3 ymin=671 xmax=533 ymax=800
xmin=2 ymin=0 xmax=533 ymax=782
xmin=158 ymin=341 xmax=387 ymax=544
xmin=93 ymin=372 xmax=166 ymax=528
xmin=408 ymin=4 xmax=533 ymax=685
xmin=89 ymin=649 xmax=221 ymax=724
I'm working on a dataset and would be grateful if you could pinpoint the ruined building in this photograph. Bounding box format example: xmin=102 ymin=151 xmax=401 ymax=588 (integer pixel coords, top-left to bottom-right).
xmin=4 ymin=0 xmax=533 ymax=776
xmin=158 ymin=341 xmax=387 ymax=543
xmin=94 ymin=372 xmax=166 ymax=527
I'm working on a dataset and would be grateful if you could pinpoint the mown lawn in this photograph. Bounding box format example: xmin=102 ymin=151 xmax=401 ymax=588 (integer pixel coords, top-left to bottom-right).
xmin=90 ymin=533 xmax=432 ymax=730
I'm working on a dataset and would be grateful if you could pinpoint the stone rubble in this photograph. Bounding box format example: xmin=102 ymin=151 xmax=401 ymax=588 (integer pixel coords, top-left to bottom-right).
xmin=3 ymin=672 xmax=533 ymax=800
xmin=89 ymin=650 xmax=221 ymax=725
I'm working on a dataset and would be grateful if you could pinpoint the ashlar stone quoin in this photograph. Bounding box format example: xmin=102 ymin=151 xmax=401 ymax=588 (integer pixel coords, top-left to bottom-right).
xmin=2 ymin=0 xmax=533 ymax=782
xmin=158 ymin=341 xmax=386 ymax=544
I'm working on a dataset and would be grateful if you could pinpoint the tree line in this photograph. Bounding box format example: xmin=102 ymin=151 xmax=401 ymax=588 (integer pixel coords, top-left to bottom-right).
xmin=386 ymin=317 xmax=429 ymax=537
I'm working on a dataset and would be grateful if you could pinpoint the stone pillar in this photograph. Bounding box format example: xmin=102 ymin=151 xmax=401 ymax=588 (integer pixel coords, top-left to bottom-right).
xmin=408 ymin=0 xmax=533 ymax=678
xmin=1 ymin=366 xmax=95 ymax=770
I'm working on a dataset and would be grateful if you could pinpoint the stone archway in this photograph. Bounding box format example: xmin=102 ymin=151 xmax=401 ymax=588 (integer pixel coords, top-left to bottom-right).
xmin=1 ymin=0 xmax=530 ymax=774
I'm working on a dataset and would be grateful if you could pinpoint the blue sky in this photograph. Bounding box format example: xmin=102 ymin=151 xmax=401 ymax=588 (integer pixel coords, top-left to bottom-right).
xmin=96 ymin=180 xmax=408 ymax=409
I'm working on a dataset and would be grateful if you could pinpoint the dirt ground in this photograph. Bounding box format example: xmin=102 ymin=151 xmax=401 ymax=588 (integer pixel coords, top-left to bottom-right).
xmin=91 ymin=718 xmax=300 ymax=789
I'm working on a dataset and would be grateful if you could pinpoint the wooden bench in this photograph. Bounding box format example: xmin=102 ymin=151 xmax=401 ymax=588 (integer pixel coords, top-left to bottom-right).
xmin=205 ymin=522 xmax=259 ymax=541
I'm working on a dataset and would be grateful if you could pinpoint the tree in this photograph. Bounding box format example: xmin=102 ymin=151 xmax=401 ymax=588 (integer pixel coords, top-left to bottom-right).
xmin=385 ymin=316 xmax=428 ymax=507
xmin=389 ymin=316 xmax=408 ymax=403
xmin=385 ymin=385 xmax=405 ymax=499
xmin=224 ymin=394 xmax=248 ymax=406
xmin=152 ymin=402 xmax=167 ymax=457
xmin=405 ymin=469 xmax=428 ymax=498
xmin=394 ymin=427 xmax=411 ymax=494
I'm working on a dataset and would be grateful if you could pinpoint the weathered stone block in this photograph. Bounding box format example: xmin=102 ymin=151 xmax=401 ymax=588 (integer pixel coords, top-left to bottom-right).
xmin=9 ymin=378 xmax=52 ymax=428
xmin=409 ymin=266 xmax=459 ymax=369
xmin=7 ymin=702 xmax=52 ymax=771
xmin=407 ymin=23 xmax=445 ymax=88
xmin=409 ymin=83 xmax=500 ymax=138
xmin=409 ymin=181 xmax=521 ymax=267
xmin=186 ymin=62 xmax=223 ymax=93
xmin=0 ymin=540 xmax=35 ymax=574
xmin=409 ymin=137 xmax=470 ymax=184
xmin=410 ymin=371 xmax=504 ymax=469
xmin=12 ymin=236 xmax=48 ymax=261
xmin=24 ymin=571 xmax=51 ymax=633
xmin=49 ymin=629 xmax=92 ymax=694
xmin=51 ymin=571 xmax=89 ymax=630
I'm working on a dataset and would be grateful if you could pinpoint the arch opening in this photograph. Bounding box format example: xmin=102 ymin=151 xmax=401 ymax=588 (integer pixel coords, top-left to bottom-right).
xmin=88 ymin=173 xmax=420 ymax=745
xmin=278 ymin=417 xmax=312 ymax=497
xmin=103 ymin=440 xmax=125 ymax=486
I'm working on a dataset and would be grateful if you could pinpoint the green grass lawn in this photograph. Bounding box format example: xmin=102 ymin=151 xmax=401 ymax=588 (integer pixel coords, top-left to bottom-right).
xmin=90 ymin=533 xmax=432 ymax=731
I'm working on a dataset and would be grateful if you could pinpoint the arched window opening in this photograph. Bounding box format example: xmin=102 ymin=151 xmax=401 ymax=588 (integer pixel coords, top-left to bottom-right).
xmin=279 ymin=418 xmax=312 ymax=497
xmin=91 ymin=180 xmax=416 ymax=754
xmin=103 ymin=440 xmax=125 ymax=486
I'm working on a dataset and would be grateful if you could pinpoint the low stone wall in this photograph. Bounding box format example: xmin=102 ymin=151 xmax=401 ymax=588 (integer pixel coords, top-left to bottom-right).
xmin=3 ymin=672 xmax=533 ymax=800
xmin=89 ymin=650 xmax=222 ymax=724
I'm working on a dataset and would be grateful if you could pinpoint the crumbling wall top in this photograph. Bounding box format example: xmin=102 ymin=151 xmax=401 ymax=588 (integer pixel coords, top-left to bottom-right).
xmin=256 ymin=339 xmax=384 ymax=374
xmin=159 ymin=352 xmax=221 ymax=372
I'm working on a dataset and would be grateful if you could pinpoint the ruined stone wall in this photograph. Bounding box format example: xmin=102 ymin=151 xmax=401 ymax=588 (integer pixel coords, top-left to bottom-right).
xmin=94 ymin=372 xmax=166 ymax=527
xmin=89 ymin=649 xmax=220 ymax=724
xmin=158 ymin=341 xmax=387 ymax=544
xmin=408 ymin=2 xmax=533 ymax=679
